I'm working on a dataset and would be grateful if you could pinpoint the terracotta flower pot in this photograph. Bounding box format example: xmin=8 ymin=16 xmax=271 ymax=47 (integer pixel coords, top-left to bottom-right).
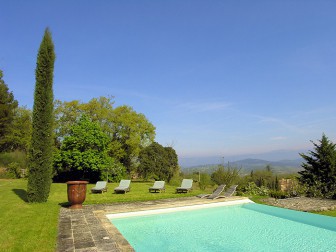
xmin=66 ymin=181 xmax=89 ymax=209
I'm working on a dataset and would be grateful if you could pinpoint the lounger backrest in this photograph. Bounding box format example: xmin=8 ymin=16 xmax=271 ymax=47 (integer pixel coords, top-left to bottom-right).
xmin=181 ymin=179 xmax=193 ymax=188
xmin=119 ymin=180 xmax=131 ymax=187
xmin=96 ymin=181 xmax=107 ymax=188
xmin=224 ymin=185 xmax=238 ymax=196
xmin=213 ymin=184 xmax=226 ymax=195
xmin=153 ymin=181 xmax=165 ymax=188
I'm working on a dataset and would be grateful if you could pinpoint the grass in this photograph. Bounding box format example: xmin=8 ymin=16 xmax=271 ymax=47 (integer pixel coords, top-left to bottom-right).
xmin=0 ymin=179 xmax=211 ymax=251
xmin=313 ymin=209 xmax=336 ymax=217
xmin=0 ymin=179 xmax=60 ymax=251
xmin=247 ymin=195 xmax=269 ymax=204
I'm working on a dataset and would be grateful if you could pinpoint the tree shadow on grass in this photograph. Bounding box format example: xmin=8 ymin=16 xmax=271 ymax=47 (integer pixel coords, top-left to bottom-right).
xmin=12 ymin=189 xmax=28 ymax=202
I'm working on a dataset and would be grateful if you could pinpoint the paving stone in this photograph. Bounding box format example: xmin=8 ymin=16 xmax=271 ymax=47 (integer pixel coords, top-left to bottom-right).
xmin=73 ymin=233 xmax=92 ymax=242
xmin=56 ymin=238 xmax=74 ymax=252
xmin=73 ymin=227 xmax=90 ymax=234
xmin=74 ymin=240 xmax=96 ymax=250
xmin=75 ymin=247 xmax=98 ymax=252
xmin=58 ymin=232 xmax=73 ymax=239
xmin=96 ymin=242 xmax=119 ymax=252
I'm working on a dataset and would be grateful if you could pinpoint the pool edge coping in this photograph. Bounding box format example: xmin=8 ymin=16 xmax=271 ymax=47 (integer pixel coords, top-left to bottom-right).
xmin=106 ymin=198 xmax=254 ymax=219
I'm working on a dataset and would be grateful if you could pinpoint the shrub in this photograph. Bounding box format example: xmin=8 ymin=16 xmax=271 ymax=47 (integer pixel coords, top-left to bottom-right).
xmin=243 ymin=182 xmax=269 ymax=196
xmin=211 ymin=165 xmax=240 ymax=187
xmin=0 ymin=167 xmax=6 ymax=178
xmin=0 ymin=151 xmax=27 ymax=169
xmin=199 ymin=173 xmax=212 ymax=190
xmin=7 ymin=162 xmax=22 ymax=178
xmin=168 ymin=172 xmax=184 ymax=187
xmin=269 ymin=190 xmax=287 ymax=199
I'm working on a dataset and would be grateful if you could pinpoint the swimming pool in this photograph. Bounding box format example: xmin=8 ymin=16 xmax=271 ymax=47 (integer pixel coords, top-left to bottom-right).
xmin=108 ymin=202 xmax=336 ymax=252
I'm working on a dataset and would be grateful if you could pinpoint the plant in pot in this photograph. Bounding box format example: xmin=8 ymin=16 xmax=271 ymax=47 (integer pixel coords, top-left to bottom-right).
xmin=54 ymin=115 xmax=112 ymax=209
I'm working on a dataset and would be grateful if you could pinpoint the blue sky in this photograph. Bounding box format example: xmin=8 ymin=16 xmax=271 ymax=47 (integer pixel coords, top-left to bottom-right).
xmin=1 ymin=1 xmax=336 ymax=165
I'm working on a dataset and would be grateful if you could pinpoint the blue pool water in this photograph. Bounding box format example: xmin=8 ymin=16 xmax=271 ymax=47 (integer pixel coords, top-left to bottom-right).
xmin=110 ymin=203 xmax=336 ymax=252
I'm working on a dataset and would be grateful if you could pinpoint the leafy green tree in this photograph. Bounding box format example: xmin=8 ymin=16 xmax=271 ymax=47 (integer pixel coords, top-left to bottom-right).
xmin=110 ymin=105 xmax=156 ymax=174
xmin=0 ymin=70 xmax=18 ymax=151
xmin=54 ymin=96 xmax=115 ymax=140
xmin=54 ymin=115 xmax=114 ymax=182
xmin=54 ymin=99 xmax=82 ymax=139
xmin=299 ymin=134 xmax=336 ymax=198
xmin=54 ymin=98 xmax=156 ymax=175
xmin=27 ymin=28 xmax=55 ymax=202
xmin=137 ymin=142 xmax=178 ymax=182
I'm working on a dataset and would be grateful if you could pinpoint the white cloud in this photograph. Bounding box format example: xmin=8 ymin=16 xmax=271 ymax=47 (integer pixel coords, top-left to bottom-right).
xmin=270 ymin=136 xmax=287 ymax=141
xmin=176 ymin=101 xmax=231 ymax=112
xmin=254 ymin=115 xmax=306 ymax=134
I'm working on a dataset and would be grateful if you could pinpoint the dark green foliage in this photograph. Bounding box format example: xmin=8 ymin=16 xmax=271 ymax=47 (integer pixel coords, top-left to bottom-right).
xmin=299 ymin=134 xmax=336 ymax=199
xmin=275 ymin=176 xmax=279 ymax=191
xmin=27 ymin=28 xmax=55 ymax=202
xmin=6 ymin=162 xmax=21 ymax=178
xmin=53 ymin=115 xmax=114 ymax=182
xmin=164 ymin=146 xmax=179 ymax=176
xmin=0 ymin=70 xmax=18 ymax=151
xmin=269 ymin=190 xmax=287 ymax=199
xmin=137 ymin=142 xmax=179 ymax=182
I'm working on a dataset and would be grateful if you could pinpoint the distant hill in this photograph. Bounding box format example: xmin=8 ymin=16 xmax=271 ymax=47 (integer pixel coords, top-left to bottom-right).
xmin=181 ymin=158 xmax=303 ymax=175
xmin=178 ymin=149 xmax=307 ymax=167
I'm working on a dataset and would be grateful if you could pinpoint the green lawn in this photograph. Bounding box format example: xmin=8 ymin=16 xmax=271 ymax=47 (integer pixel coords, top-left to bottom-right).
xmin=314 ymin=209 xmax=336 ymax=217
xmin=0 ymin=179 xmax=210 ymax=251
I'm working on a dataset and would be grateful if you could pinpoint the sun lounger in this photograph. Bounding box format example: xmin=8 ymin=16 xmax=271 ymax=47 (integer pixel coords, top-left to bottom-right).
xmin=176 ymin=179 xmax=193 ymax=193
xmin=149 ymin=181 xmax=165 ymax=193
xmin=91 ymin=181 xmax=108 ymax=193
xmin=114 ymin=180 xmax=131 ymax=194
xmin=197 ymin=184 xmax=226 ymax=199
xmin=222 ymin=184 xmax=238 ymax=197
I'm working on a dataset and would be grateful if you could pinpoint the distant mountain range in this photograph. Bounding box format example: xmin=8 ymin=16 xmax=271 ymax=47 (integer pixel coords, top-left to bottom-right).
xmin=181 ymin=158 xmax=304 ymax=175
xmin=178 ymin=149 xmax=308 ymax=168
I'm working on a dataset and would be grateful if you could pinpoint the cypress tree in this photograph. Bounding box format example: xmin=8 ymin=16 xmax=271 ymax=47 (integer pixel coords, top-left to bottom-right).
xmin=299 ymin=134 xmax=336 ymax=198
xmin=27 ymin=28 xmax=55 ymax=202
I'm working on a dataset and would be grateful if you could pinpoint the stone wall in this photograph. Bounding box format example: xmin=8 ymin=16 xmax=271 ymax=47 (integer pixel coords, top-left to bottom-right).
xmin=279 ymin=178 xmax=297 ymax=192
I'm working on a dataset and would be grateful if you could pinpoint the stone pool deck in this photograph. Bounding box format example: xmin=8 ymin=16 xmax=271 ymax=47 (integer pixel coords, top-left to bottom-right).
xmin=261 ymin=196 xmax=336 ymax=212
xmin=56 ymin=196 xmax=248 ymax=252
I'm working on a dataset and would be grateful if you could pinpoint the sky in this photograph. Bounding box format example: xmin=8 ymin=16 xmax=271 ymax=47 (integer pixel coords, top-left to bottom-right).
xmin=1 ymin=1 xmax=336 ymax=166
